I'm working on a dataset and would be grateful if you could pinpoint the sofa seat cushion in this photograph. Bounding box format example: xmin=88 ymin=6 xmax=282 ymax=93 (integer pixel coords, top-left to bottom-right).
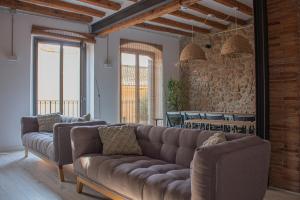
xmin=22 ymin=132 xmax=54 ymax=160
xmin=143 ymin=168 xmax=191 ymax=200
xmin=74 ymin=154 xmax=191 ymax=200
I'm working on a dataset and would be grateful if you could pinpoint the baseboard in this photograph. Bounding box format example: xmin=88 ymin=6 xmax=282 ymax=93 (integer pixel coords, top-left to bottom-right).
xmin=268 ymin=186 xmax=300 ymax=196
xmin=0 ymin=145 xmax=24 ymax=153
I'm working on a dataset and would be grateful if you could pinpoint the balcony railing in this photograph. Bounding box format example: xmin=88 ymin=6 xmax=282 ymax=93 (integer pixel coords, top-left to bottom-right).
xmin=37 ymin=100 xmax=80 ymax=117
xmin=121 ymin=99 xmax=149 ymax=124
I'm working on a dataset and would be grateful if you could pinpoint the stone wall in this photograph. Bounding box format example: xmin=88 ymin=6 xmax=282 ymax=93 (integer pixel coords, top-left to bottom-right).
xmin=179 ymin=26 xmax=256 ymax=114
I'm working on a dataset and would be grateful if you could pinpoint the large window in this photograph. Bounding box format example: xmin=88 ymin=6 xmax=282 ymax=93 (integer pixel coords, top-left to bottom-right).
xmin=33 ymin=38 xmax=85 ymax=117
xmin=120 ymin=39 xmax=163 ymax=125
xmin=121 ymin=52 xmax=153 ymax=124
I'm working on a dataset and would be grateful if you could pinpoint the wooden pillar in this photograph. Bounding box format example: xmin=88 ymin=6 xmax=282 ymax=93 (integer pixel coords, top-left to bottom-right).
xmin=267 ymin=0 xmax=300 ymax=193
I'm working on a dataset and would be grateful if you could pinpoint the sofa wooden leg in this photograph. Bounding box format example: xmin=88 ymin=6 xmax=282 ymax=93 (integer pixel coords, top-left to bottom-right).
xmin=24 ymin=147 xmax=28 ymax=158
xmin=58 ymin=165 xmax=64 ymax=182
xmin=76 ymin=177 xmax=83 ymax=193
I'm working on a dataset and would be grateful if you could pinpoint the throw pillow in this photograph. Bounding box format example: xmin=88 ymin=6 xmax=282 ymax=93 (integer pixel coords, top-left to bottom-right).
xmin=190 ymin=133 xmax=227 ymax=168
xmin=201 ymin=132 xmax=227 ymax=147
xmin=37 ymin=113 xmax=62 ymax=132
xmin=78 ymin=113 xmax=91 ymax=122
xmin=98 ymin=126 xmax=142 ymax=156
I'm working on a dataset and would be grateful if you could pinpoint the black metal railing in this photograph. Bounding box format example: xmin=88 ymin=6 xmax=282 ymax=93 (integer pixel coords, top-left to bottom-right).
xmin=37 ymin=100 xmax=80 ymax=117
xmin=121 ymin=99 xmax=136 ymax=123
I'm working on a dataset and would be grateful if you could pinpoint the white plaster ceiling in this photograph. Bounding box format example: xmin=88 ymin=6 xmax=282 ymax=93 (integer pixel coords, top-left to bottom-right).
xmin=64 ymin=0 xmax=253 ymax=24
xmin=60 ymin=0 xmax=254 ymax=36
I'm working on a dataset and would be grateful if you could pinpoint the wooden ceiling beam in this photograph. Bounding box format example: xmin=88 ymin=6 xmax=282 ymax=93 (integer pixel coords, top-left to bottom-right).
xmin=31 ymin=25 xmax=96 ymax=43
xmin=0 ymin=0 xmax=93 ymax=23
xmin=24 ymin=0 xmax=105 ymax=18
xmin=189 ymin=3 xmax=247 ymax=25
xmin=94 ymin=0 xmax=199 ymax=36
xmin=77 ymin=0 xmax=121 ymax=11
xmin=214 ymin=0 xmax=253 ymax=16
xmin=170 ymin=10 xmax=227 ymax=30
xmin=151 ymin=17 xmax=210 ymax=34
xmin=135 ymin=23 xmax=193 ymax=37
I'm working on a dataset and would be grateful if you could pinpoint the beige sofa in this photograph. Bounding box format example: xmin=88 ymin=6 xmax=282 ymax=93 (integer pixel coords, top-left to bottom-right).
xmin=71 ymin=125 xmax=270 ymax=200
xmin=21 ymin=116 xmax=107 ymax=181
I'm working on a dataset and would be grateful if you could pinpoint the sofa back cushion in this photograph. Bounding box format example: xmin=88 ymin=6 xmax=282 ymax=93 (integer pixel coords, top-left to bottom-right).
xmin=61 ymin=114 xmax=91 ymax=123
xmin=136 ymin=126 xmax=246 ymax=168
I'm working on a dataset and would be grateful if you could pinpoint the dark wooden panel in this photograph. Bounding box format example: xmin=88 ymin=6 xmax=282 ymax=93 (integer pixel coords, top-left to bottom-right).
xmin=267 ymin=0 xmax=300 ymax=193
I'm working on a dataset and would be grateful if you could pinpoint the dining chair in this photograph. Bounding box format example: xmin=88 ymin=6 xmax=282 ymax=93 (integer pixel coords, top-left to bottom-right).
xmin=205 ymin=113 xmax=225 ymax=131
xmin=184 ymin=112 xmax=202 ymax=129
xmin=223 ymin=114 xmax=234 ymax=132
xmin=166 ymin=112 xmax=184 ymax=128
xmin=233 ymin=115 xmax=256 ymax=134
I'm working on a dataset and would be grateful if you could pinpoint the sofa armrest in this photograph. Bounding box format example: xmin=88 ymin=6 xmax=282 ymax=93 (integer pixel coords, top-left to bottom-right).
xmin=71 ymin=126 xmax=103 ymax=161
xmin=21 ymin=116 xmax=39 ymax=136
xmin=53 ymin=121 xmax=106 ymax=165
xmin=191 ymin=136 xmax=270 ymax=200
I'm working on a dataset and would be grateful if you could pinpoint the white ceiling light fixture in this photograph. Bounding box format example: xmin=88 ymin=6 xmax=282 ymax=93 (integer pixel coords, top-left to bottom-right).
xmin=104 ymin=35 xmax=112 ymax=68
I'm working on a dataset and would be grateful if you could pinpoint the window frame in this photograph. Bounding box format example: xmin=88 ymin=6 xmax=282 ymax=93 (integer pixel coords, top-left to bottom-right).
xmin=119 ymin=49 xmax=155 ymax=124
xmin=32 ymin=37 xmax=86 ymax=116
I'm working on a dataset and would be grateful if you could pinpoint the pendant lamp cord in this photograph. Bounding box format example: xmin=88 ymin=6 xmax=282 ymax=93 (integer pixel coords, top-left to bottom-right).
xmin=95 ymin=79 xmax=101 ymax=118
xmin=192 ymin=24 xmax=194 ymax=43
xmin=235 ymin=7 xmax=238 ymax=34
xmin=11 ymin=10 xmax=14 ymax=56
xmin=106 ymin=35 xmax=109 ymax=61
xmin=204 ymin=14 xmax=210 ymax=24
xmin=191 ymin=14 xmax=210 ymax=42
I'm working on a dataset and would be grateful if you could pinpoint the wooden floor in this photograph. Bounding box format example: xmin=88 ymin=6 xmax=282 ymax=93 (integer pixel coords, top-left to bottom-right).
xmin=0 ymin=151 xmax=299 ymax=200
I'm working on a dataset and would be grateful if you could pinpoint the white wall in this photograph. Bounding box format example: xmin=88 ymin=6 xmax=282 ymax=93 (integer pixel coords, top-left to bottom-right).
xmin=0 ymin=11 xmax=180 ymax=151
xmin=0 ymin=12 xmax=88 ymax=151
xmin=93 ymin=28 xmax=180 ymax=123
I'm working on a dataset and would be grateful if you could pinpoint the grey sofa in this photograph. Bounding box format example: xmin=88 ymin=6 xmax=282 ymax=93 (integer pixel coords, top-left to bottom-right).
xmin=21 ymin=116 xmax=107 ymax=181
xmin=71 ymin=125 xmax=270 ymax=200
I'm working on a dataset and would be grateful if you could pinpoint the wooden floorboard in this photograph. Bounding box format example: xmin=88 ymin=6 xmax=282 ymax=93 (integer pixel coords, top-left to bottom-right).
xmin=0 ymin=151 xmax=299 ymax=200
xmin=0 ymin=151 xmax=107 ymax=200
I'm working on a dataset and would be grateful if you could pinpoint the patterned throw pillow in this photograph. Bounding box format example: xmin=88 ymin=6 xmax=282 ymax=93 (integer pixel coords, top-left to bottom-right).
xmin=98 ymin=126 xmax=142 ymax=156
xmin=201 ymin=132 xmax=227 ymax=147
xmin=37 ymin=113 xmax=61 ymax=132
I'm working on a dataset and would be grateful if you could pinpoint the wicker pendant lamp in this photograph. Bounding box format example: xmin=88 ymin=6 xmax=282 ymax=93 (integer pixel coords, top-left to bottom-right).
xmin=221 ymin=34 xmax=252 ymax=56
xmin=180 ymin=42 xmax=206 ymax=61
xmin=221 ymin=8 xmax=252 ymax=56
xmin=180 ymin=24 xmax=206 ymax=62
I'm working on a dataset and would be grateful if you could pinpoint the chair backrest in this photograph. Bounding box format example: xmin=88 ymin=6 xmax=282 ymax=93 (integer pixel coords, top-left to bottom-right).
xmin=205 ymin=113 xmax=224 ymax=120
xmin=166 ymin=112 xmax=183 ymax=127
xmin=224 ymin=114 xmax=234 ymax=121
xmin=199 ymin=113 xmax=206 ymax=119
xmin=185 ymin=112 xmax=201 ymax=120
xmin=234 ymin=115 xmax=256 ymax=122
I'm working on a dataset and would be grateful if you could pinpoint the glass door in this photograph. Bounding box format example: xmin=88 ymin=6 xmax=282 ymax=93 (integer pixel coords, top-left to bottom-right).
xmin=63 ymin=45 xmax=81 ymax=117
xmin=34 ymin=39 xmax=84 ymax=117
xmin=36 ymin=42 xmax=61 ymax=115
xmin=120 ymin=52 xmax=153 ymax=124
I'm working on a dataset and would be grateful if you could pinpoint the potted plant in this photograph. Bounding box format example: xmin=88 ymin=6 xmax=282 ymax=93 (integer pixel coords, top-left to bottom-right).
xmin=167 ymin=79 xmax=186 ymax=111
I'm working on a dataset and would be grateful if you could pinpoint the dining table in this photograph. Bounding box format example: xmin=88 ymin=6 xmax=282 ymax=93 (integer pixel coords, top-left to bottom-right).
xmin=184 ymin=119 xmax=256 ymax=134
